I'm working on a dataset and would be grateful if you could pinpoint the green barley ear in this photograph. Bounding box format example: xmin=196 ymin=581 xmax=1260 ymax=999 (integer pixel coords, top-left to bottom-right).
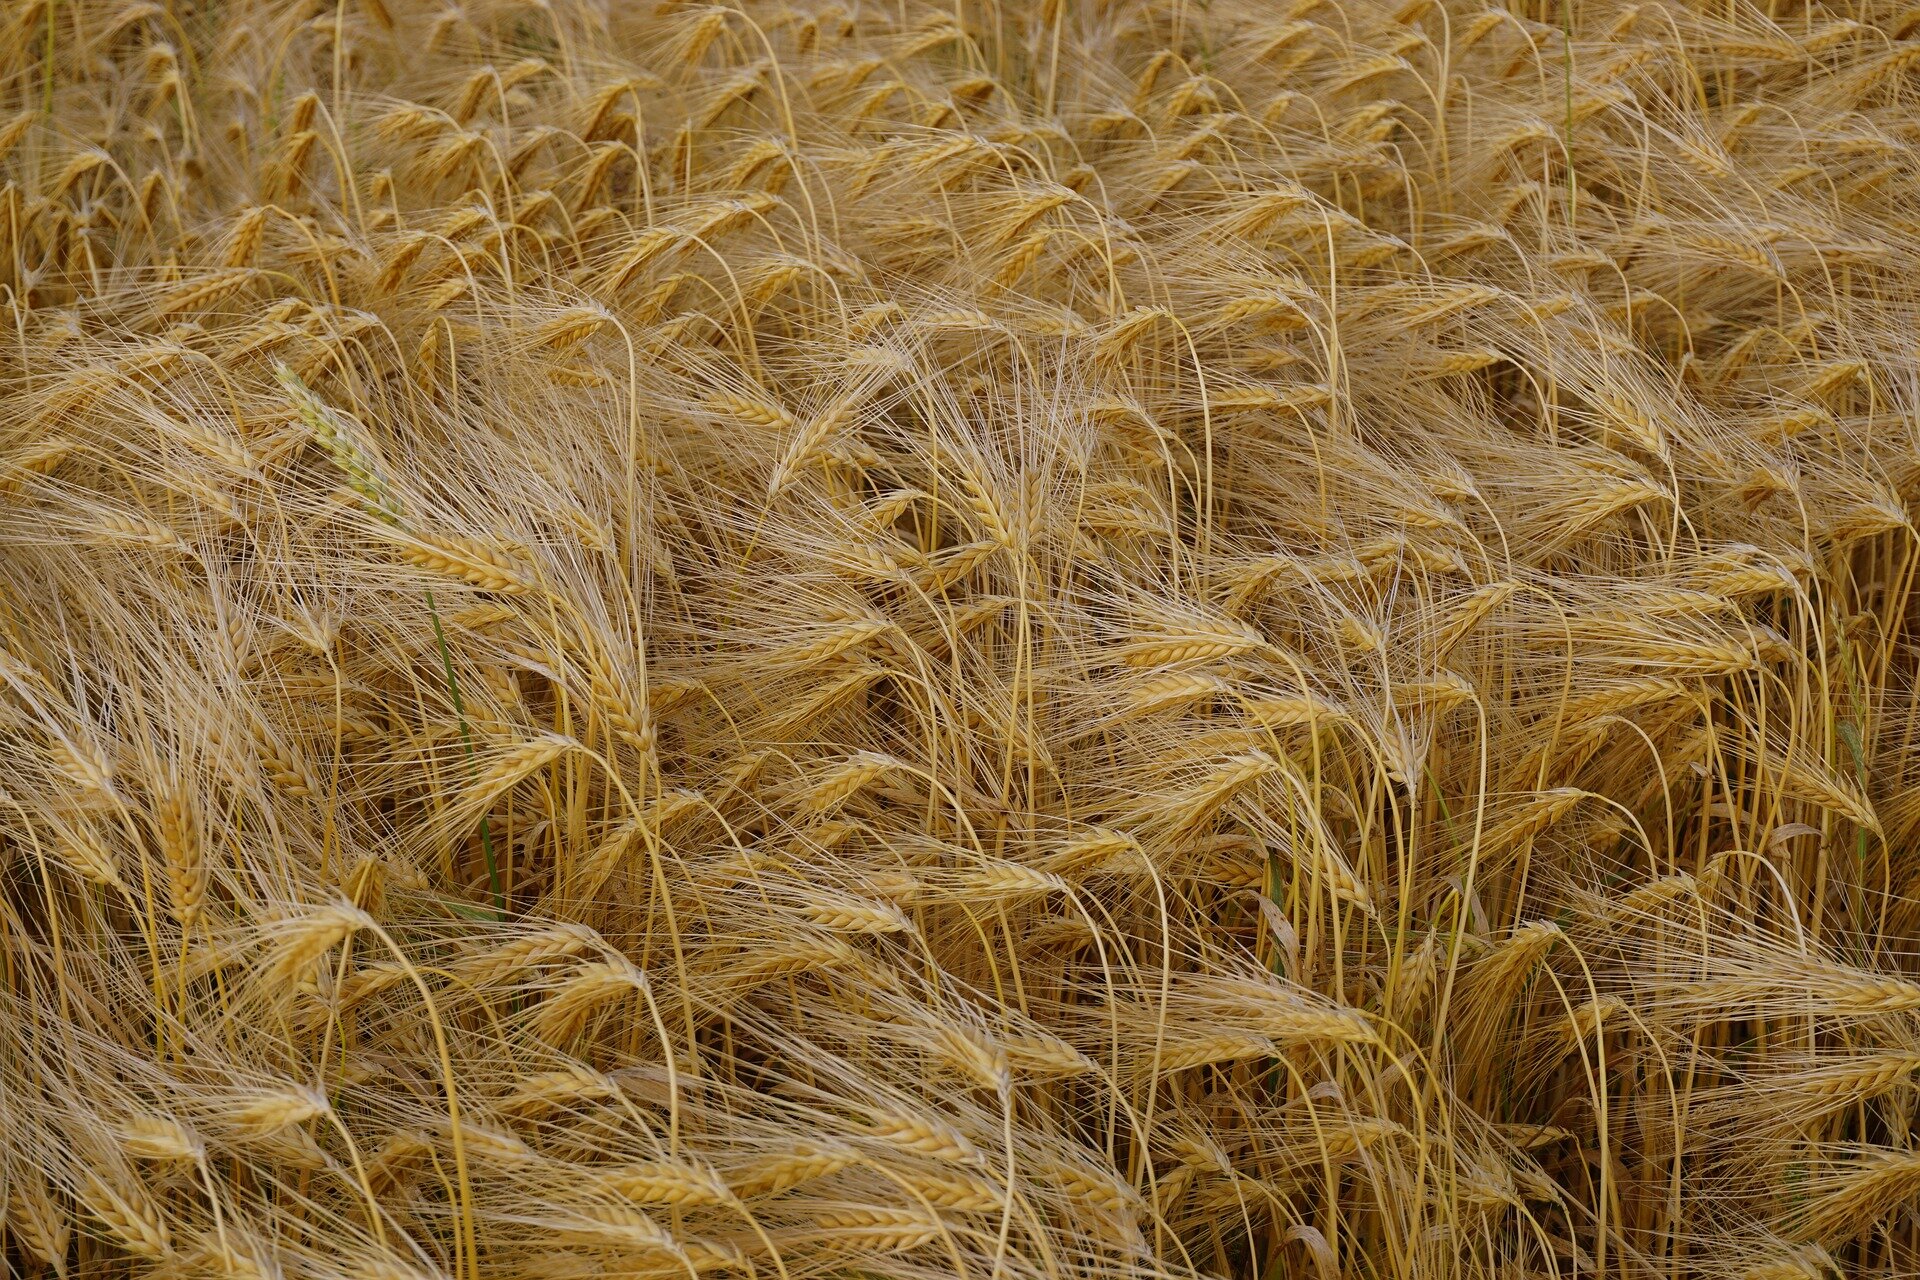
xmin=276 ymin=362 xmax=403 ymax=526
xmin=274 ymin=360 xmax=501 ymax=919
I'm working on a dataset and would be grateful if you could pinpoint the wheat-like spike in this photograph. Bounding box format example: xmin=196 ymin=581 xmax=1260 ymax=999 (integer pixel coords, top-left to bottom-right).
xmin=500 ymin=1064 xmax=621 ymax=1115
xmin=156 ymin=783 xmax=207 ymax=925
xmin=88 ymin=511 xmax=186 ymax=551
xmin=942 ymin=474 xmax=1014 ymax=553
xmin=581 ymin=660 xmax=653 ymax=751
xmin=913 ymin=540 xmax=1000 ymax=592
xmin=1809 ymin=972 xmax=1920 ymax=1014
xmin=774 ymin=617 xmax=896 ymax=666
xmin=798 ymin=751 xmax=900 ymax=816
xmin=1652 ymin=968 xmax=1920 ymax=1021
xmin=1302 ymin=1116 xmax=1410 ymax=1164
xmin=394 ymin=533 xmax=535 ymax=594
xmin=1178 ymin=749 xmax=1283 ymax=818
xmin=707 ymin=391 xmax=793 ymax=429
xmin=1414 ymin=348 xmax=1504 ymax=377
xmin=277 ymin=364 xmax=403 ymax=524
xmin=47 ymin=733 xmax=116 ymax=799
xmin=554 ymin=1202 xmax=683 ymax=1251
xmin=1038 ymin=1158 xmax=1141 ymax=1217
xmin=0 ymin=438 xmax=74 ymax=491
xmin=154 ymin=268 xmax=258 ymax=317
xmin=1794 ymin=1149 xmax=1920 ymax=1242
xmin=1587 ymin=869 xmax=1707 ymax=928
xmin=1703 ymin=565 xmax=1799 ymax=599
xmin=1771 ymin=1052 xmax=1920 ymax=1108
xmin=799 ymin=891 xmax=913 ymax=934
xmin=53 ymin=148 xmax=110 ymax=195
xmin=1453 ymin=922 xmax=1564 ymax=1040
xmin=922 ymin=1023 xmax=1011 ymax=1090
xmin=5 ymin=1166 xmax=70 ymax=1270
xmin=376 ymin=234 xmax=431 ymax=293
xmin=1043 ymin=827 xmax=1140 ymax=876
xmin=227 ymin=1086 xmax=329 ymax=1139
xmin=329 ymin=960 xmax=412 ymax=1013
xmin=450 ymin=604 xmax=518 ymax=632
xmin=769 ymin=393 xmax=866 ymax=494
xmin=0 ymin=110 xmax=36 ymax=163
xmin=901 ymin=1167 xmax=1005 ymax=1211
xmin=249 ymin=718 xmax=318 ymax=798
xmin=730 ymin=1143 xmax=859 ymax=1198
xmin=472 ymin=733 xmax=575 ymax=803
xmin=1765 ymin=754 xmax=1880 ymax=832
xmin=1575 ymin=626 xmax=1758 ymax=676
xmin=726 ymin=936 xmax=861 ymax=990
xmin=56 ymin=825 xmax=125 ymax=889
xmin=78 ymin=1168 xmax=172 ymax=1259
xmin=809 ymin=1206 xmax=945 ymax=1251
xmin=1738 ymin=1245 xmax=1838 ymax=1280
xmin=221 ymin=206 xmax=271 ymax=268
xmin=1544 ymin=994 xmax=1625 ymax=1058
xmin=676 ymin=1237 xmax=748 ymax=1272
xmin=602 ymin=1157 xmax=733 ymax=1207
xmin=1125 ymin=670 xmax=1232 ymax=715
xmin=531 ymin=957 xmax=648 ymax=1043
xmin=449 ymin=1120 xmax=536 ymax=1165
xmin=867 ymin=1110 xmax=983 ymax=1165
xmin=952 ymin=862 xmax=1072 ymax=900
xmin=1003 ymin=1031 xmax=1098 ymax=1077
xmin=1122 ymin=622 xmax=1266 ymax=667
xmin=1255 ymin=1004 xmax=1380 ymax=1044
xmin=266 ymin=903 xmax=373 ymax=984
xmin=1480 ymin=788 xmax=1590 ymax=854
xmin=173 ymin=1230 xmax=280 ymax=1280
xmin=533 ymin=307 xmax=611 ymax=352
xmin=1238 ymin=689 xmax=1344 ymax=728
xmin=1847 ymin=42 xmax=1920 ymax=99
xmin=365 ymin=1130 xmax=433 ymax=1193
xmin=1157 ymin=1031 xmax=1278 ymax=1071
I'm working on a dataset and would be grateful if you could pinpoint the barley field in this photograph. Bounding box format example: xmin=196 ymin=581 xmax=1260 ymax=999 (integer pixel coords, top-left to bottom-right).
xmin=2 ymin=0 xmax=1919 ymax=1277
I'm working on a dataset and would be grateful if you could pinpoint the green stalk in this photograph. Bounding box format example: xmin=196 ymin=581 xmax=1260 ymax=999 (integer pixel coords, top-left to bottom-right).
xmin=427 ymin=587 xmax=505 ymax=921
xmin=42 ymin=0 xmax=56 ymax=117
xmin=1562 ymin=0 xmax=1576 ymax=225
xmin=278 ymin=362 xmax=506 ymax=921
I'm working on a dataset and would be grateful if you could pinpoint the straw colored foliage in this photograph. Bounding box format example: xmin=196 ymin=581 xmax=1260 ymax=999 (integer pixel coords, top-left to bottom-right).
xmin=3 ymin=0 xmax=1920 ymax=1277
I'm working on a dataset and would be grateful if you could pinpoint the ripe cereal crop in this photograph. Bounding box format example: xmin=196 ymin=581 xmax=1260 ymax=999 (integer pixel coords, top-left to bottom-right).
xmin=4 ymin=1 xmax=1920 ymax=1278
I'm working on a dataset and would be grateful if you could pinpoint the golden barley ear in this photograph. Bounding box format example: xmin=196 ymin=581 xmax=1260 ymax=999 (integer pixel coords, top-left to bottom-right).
xmin=154 ymin=779 xmax=207 ymax=926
